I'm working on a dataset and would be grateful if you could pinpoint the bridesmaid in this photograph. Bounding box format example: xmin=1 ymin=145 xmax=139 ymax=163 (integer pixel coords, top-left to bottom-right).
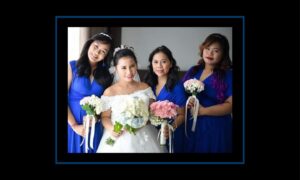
xmin=144 ymin=45 xmax=187 ymax=153
xmin=182 ymin=33 xmax=232 ymax=153
xmin=68 ymin=32 xmax=114 ymax=153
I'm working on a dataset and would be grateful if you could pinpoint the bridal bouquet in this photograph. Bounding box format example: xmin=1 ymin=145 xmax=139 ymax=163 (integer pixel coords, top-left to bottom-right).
xmin=149 ymin=100 xmax=178 ymax=149
xmin=79 ymin=95 xmax=105 ymax=152
xmin=183 ymin=78 xmax=204 ymax=135
xmin=106 ymin=96 xmax=149 ymax=146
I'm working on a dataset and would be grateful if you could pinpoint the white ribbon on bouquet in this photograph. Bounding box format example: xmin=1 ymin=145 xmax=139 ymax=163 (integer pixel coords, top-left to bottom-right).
xmin=80 ymin=115 xmax=96 ymax=153
xmin=185 ymin=95 xmax=199 ymax=137
xmin=157 ymin=120 xmax=175 ymax=153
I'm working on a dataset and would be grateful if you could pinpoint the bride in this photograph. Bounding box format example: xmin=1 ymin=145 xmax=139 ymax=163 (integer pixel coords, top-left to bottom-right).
xmin=97 ymin=46 xmax=167 ymax=153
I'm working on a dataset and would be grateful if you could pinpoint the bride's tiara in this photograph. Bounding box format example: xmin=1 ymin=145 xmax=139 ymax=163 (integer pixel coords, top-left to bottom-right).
xmin=113 ymin=45 xmax=134 ymax=56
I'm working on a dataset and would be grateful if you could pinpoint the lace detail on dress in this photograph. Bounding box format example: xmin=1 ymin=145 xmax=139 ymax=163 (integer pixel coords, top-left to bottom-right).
xmin=101 ymin=87 xmax=155 ymax=101
xmin=99 ymin=96 xmax=111 ymax=111
xmin=144 ymin=87 xmax=156 ymax=100
xmin=100 ymin=87 xmax=154 ymax=124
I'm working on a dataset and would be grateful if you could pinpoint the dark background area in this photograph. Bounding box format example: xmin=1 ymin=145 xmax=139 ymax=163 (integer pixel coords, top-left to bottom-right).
xmin=14 ymin=2 xmax=299 ymax=179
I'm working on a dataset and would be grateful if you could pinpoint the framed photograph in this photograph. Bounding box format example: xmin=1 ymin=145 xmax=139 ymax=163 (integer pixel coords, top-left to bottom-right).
xmin=55 ymin=16 xmax=245 ymax=165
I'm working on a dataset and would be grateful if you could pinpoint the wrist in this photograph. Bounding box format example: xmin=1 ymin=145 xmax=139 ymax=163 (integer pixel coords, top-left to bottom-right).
xmin=108 ymin=124 xmax=114 ymax=132
xmin=198 ymin=106 xmax=206 ymax=116
xmin=70 ymin=123 xmax=77 ymax=128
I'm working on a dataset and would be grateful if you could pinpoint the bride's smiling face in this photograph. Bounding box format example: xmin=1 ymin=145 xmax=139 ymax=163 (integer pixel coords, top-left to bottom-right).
xmin=116 ymin=56 xmax=137 ymax=82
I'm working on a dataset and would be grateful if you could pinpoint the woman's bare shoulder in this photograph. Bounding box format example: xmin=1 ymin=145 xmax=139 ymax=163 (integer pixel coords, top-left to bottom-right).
xmin=103 ymin=84 xmax=119 ymax=96
xmin=138 ymin=82 xmax=150 ymax=90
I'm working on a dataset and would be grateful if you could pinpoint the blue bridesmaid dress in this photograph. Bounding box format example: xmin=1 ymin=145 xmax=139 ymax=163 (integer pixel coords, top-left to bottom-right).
xmin=68 ymin=60 xmax=105 ymax=153
xmin=183 ymin=68 xmax=232 ymax=153
xmin=153 ymin=81 xmax=187 ymax=153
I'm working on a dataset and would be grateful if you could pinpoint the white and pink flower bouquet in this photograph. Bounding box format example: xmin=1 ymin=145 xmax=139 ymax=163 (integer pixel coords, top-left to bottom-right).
xmin=183 ymin=78 xmax=205 ymax=135
xmin=149 ymin=100 xmax=178 ymax=150
xmin=106 ymin=96 xmax=149 ymax=146
xmin=80 ymin=95 xmax=105 ymax=152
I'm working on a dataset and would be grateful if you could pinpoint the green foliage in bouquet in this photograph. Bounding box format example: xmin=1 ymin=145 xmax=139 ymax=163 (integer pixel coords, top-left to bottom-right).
xmin=114 ymin=121 xmax=123 ymax=132
xmin=106 ymin=121 xmax=123 ymax=146
xmin=105 ymin=138 xmax=115 ymax=146
xmin=125 ymin=124 xmax=137 ymax=135
xmin=81 ymin=104 xmax=95 ymax=116
xmin=105 ymin=121 xmax=138 ymax=146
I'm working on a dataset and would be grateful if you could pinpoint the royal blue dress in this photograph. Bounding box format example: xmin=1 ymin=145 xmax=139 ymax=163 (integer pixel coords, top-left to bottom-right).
xmin=152 ymin=81 xmax=187 ymax=153
xmin=68 ymin=60 xmax=105 ymax=153
xmin=183 ymin=68 xmax=232 ymax=153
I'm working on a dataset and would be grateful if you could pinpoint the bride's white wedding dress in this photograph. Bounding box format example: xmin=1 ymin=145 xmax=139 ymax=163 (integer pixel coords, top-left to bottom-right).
xmin=97 ymin=87 xmax=167 ymax=153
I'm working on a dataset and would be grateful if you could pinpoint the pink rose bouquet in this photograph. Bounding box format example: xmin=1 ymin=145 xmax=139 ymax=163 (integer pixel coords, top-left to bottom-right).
xmin=149 ymin=100 xmax=178 ymax=151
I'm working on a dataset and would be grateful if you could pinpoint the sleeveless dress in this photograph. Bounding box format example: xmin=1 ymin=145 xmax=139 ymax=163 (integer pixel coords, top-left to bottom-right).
xmin=97 ymin=87 xmax=167 ymax=153
xmin=68 ymin=60 xmax=104 ymax=153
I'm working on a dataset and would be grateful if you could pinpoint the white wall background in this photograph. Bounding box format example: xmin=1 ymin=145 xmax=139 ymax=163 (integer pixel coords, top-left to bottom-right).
xmin=68 ymin=27 xmax=81 ymax=61
xmin=121 ymin=27 xmax=232 ymax=71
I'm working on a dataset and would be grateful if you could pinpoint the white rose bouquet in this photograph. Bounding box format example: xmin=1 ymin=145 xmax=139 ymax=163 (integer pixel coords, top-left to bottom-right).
xmin=183 ymin=79 xmax=205 ymax=135
xmin=79 ymin=95 xmax=105 ymax=152
xmin=106 ymin=96 xmax=149 ymax=146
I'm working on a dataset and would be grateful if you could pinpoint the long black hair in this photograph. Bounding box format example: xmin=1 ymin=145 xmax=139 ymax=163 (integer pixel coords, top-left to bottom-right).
xmin=144 ymin=45 xmax=180 ymax=91
xmin=76 ymin=33 xmax=113 ymax=88
xmin=182 ymin=33 xmax=232 ymax=102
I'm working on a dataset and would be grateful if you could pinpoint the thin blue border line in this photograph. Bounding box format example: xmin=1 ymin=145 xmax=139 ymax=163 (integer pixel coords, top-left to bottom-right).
xmin=55 ymin=16 xmax=58 ymax=163
xmin=55 ymin=16 xmax=245 ymax=165
xmin=242 ymin=16 xmax=246 ymax=163
xmin=56 ymin=161 xmax=245 ymax=165
xmin=56 ymin=16 xmax=244 ymax=19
